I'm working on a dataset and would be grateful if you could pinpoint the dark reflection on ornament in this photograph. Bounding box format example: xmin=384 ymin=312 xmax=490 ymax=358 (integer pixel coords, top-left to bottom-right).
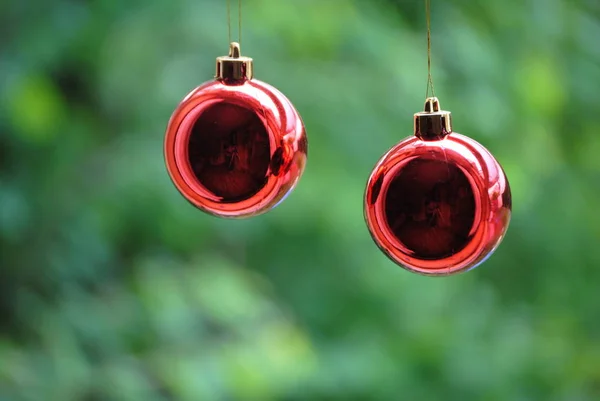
xmin=384 ymin=159 xmax=476 ymax=259
xmin=188 ymin=102 xmax=270 ymax=201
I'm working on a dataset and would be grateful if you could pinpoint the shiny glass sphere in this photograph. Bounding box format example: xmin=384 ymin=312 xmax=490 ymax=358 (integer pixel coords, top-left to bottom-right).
xmin=164 ymin=78 xmax=307 ymax=218
xmin=364 ymin=132 xmax=511 ymax=275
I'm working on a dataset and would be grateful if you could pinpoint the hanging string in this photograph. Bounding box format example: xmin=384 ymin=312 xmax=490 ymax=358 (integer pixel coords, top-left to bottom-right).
xmin=227 ymin=0 xmax=231 ymax=44
xmin=226 ymin=0 xmax=242 ymax=45
xmin=425 ymin=0 xmax=435 ymax=98
xmin=238 ymin=0 xmax=242 ymax=45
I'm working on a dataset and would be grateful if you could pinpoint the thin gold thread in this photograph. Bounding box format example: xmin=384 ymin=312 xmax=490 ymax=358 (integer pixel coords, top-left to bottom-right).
xmin=238 ymin=0 xmax=242 ymax=45
xmin=227 ymin=0 xmax=231 ymax=44
xmin=227 ymin=0 xmax=242 ymax=45
xmin=425 ymin=0 xmax=435 ymax=98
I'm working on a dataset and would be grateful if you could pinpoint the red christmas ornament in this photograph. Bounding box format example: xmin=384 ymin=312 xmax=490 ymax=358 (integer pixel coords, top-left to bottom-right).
xmin=364 ymin=97 xmax=511 ymax=275
xmin=164 ymin=42 xmax=307 ymax=218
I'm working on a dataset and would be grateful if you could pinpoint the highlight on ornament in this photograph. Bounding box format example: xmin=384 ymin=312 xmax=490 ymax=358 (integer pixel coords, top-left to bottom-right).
xmin=164 ymin=42 xmax=307 ymax=218
xmin=364 ymin=97 xmax=511 ymax=275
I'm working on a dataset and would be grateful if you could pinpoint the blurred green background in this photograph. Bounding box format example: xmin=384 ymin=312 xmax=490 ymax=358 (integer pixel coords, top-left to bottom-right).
xmin=1 ymin=0 xmax=600 ymax=400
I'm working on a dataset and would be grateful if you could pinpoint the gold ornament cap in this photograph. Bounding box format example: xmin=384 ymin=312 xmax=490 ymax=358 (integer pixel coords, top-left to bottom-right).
xmin=414 ymin=97 xmax=452 ymax=141
xmin=216 ymin=42 xmax=253 ymax=82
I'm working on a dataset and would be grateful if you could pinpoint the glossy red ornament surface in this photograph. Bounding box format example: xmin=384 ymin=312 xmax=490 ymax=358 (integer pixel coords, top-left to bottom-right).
xmin=364 ymin=133 xmax=511 ymax=275
xmin=164 ymin=78 xmax=307 ymax=218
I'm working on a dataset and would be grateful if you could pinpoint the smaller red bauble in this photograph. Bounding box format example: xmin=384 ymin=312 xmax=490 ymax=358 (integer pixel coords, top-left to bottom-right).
xmin=364 ymin=97 xmax=511 ymax=275
xmin=164 ymin=42 xmax=307 ymax=218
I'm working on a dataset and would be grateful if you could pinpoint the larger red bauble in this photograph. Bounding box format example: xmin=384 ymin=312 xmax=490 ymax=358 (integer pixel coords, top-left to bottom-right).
xmin=364 ymin=98 xmax=511 ymax=275
xmin=164 ymin=43 xmax=307 ymax=218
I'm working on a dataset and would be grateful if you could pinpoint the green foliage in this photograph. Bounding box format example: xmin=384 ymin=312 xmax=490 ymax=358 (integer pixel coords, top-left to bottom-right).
xmin=1 ymin=0 xmax=600 ymax=400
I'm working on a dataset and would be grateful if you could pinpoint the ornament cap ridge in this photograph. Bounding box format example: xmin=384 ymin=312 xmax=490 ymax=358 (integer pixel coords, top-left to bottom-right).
xmin=413 ymin=96 xmax=452 ymax=141
xmin=216 ymin=42 xmax=254 ymax=82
